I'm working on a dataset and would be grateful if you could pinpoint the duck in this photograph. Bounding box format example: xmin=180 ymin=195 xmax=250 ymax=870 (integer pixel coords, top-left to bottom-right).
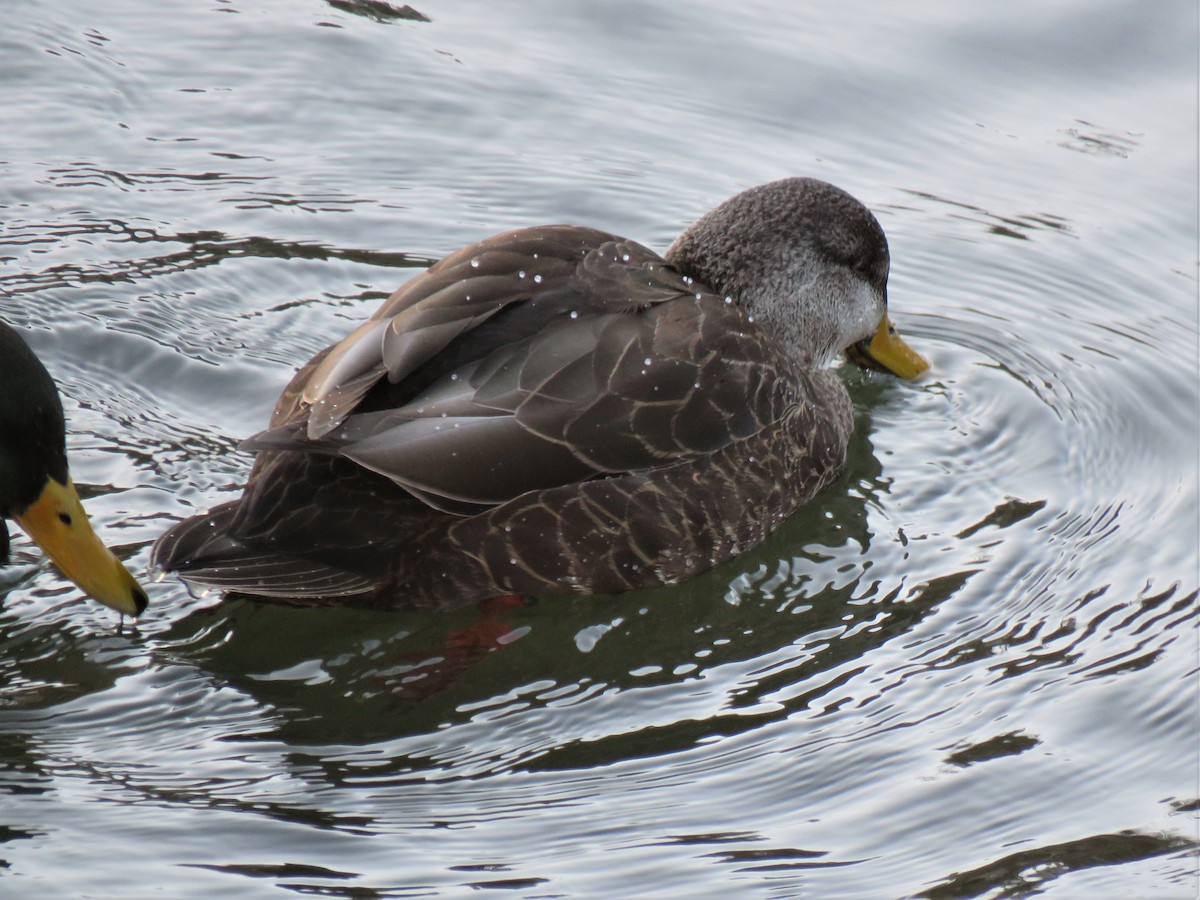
xmin=0 ymin=321 xmax=148 ymax=617
xmin=152 ymin=177 xmax=929 ymax=611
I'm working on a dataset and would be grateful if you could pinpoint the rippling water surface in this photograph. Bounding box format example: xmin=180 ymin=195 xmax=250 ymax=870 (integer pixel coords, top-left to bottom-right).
xmin=2 ymin=0 xmax=1197 ymax=896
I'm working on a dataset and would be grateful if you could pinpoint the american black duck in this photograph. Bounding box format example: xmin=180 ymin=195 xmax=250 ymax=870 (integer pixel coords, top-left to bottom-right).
xmin=152 ymin=177 xmax=928 ymax=610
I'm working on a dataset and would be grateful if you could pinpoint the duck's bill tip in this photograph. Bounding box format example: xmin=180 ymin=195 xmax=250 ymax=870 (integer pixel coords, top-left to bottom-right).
xmin=850 ymin=315 xmax=930 ymax=379
xmin=14 ymin=477 xmax=148 ymax=617
xmin=127 ymin=580 xmax=150 ymax=617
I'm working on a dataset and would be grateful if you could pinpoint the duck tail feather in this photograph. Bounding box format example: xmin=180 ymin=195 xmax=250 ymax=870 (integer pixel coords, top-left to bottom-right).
xmin=151 ymin=502 xmax=378 ymax=599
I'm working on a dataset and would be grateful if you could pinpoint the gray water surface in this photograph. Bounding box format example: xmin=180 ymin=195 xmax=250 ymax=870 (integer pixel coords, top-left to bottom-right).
xmin=1 ymin=1 xmax=1197 ymax=896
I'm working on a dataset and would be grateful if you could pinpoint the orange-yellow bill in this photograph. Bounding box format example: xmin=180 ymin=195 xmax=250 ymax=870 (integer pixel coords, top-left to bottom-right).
xmin=14 ymin=477 xmax=147 ymax=617
xmin=851 ymin=315 xmax=930 ymax=379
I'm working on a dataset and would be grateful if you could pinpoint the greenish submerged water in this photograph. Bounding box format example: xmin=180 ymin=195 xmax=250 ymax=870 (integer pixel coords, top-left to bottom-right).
xmin=1 ymin=1 xmax=1197 ymax=896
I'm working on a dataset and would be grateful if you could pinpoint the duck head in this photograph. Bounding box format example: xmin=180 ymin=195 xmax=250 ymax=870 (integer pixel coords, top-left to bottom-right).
xmin=0 ymin=324 xmax=148 ymax=618
xmin=666 ymin=176 xmax=929 ymax=378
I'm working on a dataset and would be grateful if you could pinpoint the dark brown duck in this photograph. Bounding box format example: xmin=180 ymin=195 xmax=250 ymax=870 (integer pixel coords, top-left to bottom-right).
xmin=152 ymin=177 xmax=929 ymax=610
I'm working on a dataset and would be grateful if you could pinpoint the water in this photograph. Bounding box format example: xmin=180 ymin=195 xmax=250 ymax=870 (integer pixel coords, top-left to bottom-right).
xmin=1 ymin=0 xmax=1197 ymax=896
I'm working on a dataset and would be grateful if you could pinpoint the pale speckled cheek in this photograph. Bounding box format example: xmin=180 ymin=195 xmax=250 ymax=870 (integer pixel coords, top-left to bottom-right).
xmin=836 ymin=279 xmax=885 ymax=348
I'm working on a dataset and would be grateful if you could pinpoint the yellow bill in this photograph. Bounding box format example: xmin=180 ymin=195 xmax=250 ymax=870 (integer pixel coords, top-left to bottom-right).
xmin=14 ymin=477 xmax=148 ymax=617
xmin=851 ymin=315 xmax=930 ymax=379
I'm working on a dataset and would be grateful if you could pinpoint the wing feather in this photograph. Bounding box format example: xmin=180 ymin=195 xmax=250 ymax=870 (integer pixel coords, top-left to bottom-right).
xmin=241 ymin=225 xmax=794 ymax=516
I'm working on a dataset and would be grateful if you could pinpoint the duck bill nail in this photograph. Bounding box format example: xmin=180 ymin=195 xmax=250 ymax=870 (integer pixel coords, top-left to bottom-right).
xmin=856 ymin=316 xmax=930 ymax=379
xmin=14 ymin=477 xmax=148 ymax=617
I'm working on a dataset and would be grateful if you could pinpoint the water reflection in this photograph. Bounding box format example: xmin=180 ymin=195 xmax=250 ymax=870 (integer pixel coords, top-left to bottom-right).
xmin=0 ymin=217 xmax=432 ymax=296
xmin=324 ymin=0 xmax=431 ymax=25
xmin=899 ymin=189 xmax=1074 ymax=242
xmin=1057 ymin=121 xmax=1142 ymax=159
xmin=923 ymin=830 xmax=1195 ymax=899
